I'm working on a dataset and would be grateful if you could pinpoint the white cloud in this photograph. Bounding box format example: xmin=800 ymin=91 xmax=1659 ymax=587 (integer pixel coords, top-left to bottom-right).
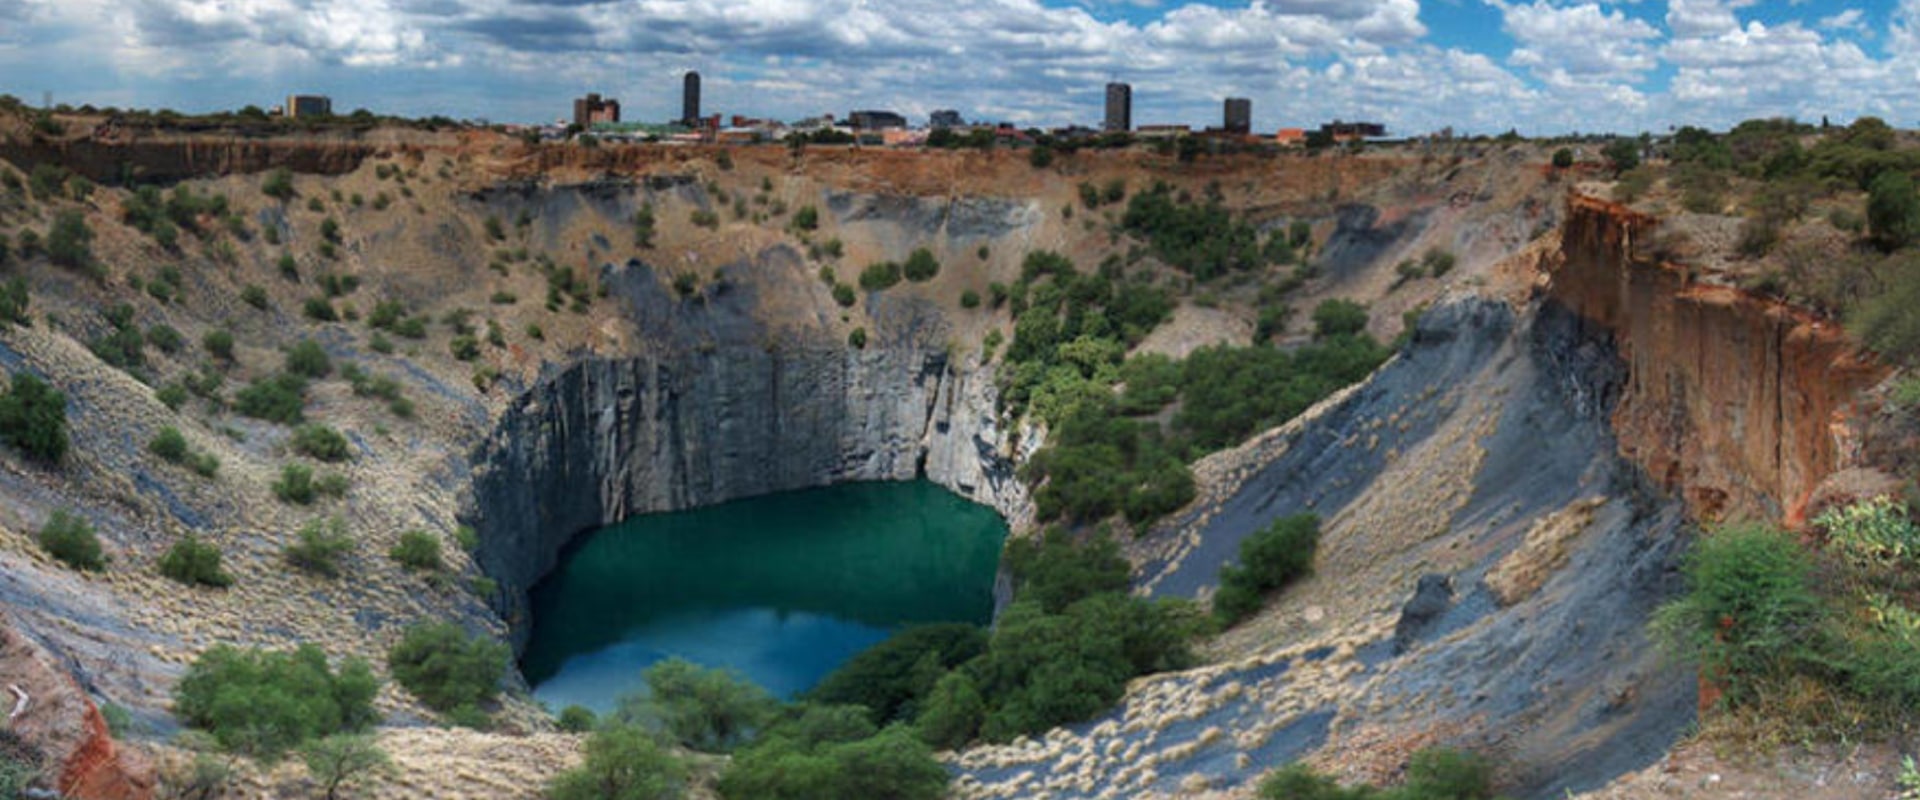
xmin=1495 ymin=1 xmax=1660 ymax=86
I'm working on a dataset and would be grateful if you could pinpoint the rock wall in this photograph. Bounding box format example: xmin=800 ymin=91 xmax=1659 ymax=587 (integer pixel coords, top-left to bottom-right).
xmin=467 ymin=259 xmax=1029 ymax=637
xmin=1547 ymin=195 xmax=1885 ymax=522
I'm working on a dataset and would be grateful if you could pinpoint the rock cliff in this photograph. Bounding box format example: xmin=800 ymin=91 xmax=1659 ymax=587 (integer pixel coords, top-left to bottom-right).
xmin=1547 ymin=195 xmax=1885 ymax=523
xmin=467 ymin=253 xmax=1030 ymax=635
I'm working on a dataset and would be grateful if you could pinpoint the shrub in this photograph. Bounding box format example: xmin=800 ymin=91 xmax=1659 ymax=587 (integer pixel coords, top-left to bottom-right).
xmin=172 ymin=644 xmax=379 ymax=760
xmin=389 ymin=530 xmax=443 ymax=572
xmin=202 ymin=329 xmax=235 ymax=360
xmin=1311 ymin=299 xmax=1369 ymax=338
xmin=1868 ymin=170 xmax=1920 ymax=251
xmin=1421 ymin=248 xmax=1457 ymax=278
xmin=1652 ymin=523 xmax=1822 ymax=703
xmin=285 ymin=340 xmax=333 ymax=378
xmin=235 ymin=373 xmax=308 ymax=424
xmin=159 ymin=534 xmax=234 ymax=588
xmin=0 ymin=373 xmax=69 ymax=462
xmin=279 ymin=253 xmax=300 ymax=281
xmin=274 ymin=463 xmax=320 ymax=504
xmin=149 ymin=426 xmax=189 ymax=463
xmin=386 ymin=622 xmax=508 ymax=712
xmin=303 ymin=297 xmax=338 ymax=322
xmin=720 ymin=722 xmax=946 ymax=800
xmin=368 ymin=333 xmax=393 ymax=354
xmin=262 ymin=168 xmax=295 ymax=200
xmin=1818 ymin=496 xmax=1920 ymax=568
xmin=809 ymin=624 xmax=988 ymax=725
xmin=848 ymin=327 xmax=867 ymax=349
xmin=320 ymin=217 xmax=341 ymax=243
xmin=915 ymin=670 xmax=986 ymax=750
xmin=859 ymin=261 xmax=902 ymax=291
xmin=547 ymin=724 xmax=685 ymax=800
xmin=556 ymin=705 xmax=597 ymax=733
xmin=1214 ymin=514 xmax=1320 ymax=625
xmin=156 ymin=382 xmax=188 ymax=411
xmin=1552 ymin=147 xmax=1575 ymax=169
xmin=1402 ymin=747 xmax=1495 ymax=799
xmin=285 ymin=516 xmax=354 ymax=578
xmin=37 ymin=510 xmax=103 ymax=571
xmin=690 ymin=209 xmax=719 ymax=229
xmin=46 ymin=210 xmax=93 ymax=271
xmin=0 ymin=277 xmax=27 ymax=326
xmin=831 ymin=283 xmax=856 ymax=307
xmin=144 ymin=327 xmax=183 ymax=358
xmin=903 ymin=248 xmax=940 ymax=282
xmin=636 ymin=658 xmax=779 ymax=753
xmin=299 ymin=734 xmax=391 ymax=800
xmin=291 ymin=424 xmax=352 ymax=462
xmin=1603 ymin=138 xmax=1640 ymax=173
xmin=960 ymin=289 xmax=981 ymax=309
xmin=793 ymin=205 xmax=819 ymax=231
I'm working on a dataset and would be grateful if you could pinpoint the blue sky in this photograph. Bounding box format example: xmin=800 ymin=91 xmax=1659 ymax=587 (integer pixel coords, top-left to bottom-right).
xmin=0 ymin=0 xmax=1913 ymax=135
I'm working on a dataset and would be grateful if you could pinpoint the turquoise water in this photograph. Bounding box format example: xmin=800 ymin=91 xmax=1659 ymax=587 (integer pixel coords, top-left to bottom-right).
xmin=521 ymin=480 xmax=1007 ymax=712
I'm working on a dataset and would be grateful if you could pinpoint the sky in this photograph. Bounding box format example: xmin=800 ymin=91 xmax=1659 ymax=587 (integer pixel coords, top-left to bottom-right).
xmin=0 ymin=0 xmax=1914 ymax=135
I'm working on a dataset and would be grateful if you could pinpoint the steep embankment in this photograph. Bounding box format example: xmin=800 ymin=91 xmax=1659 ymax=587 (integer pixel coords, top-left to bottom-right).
xmin=1548 ymin=195 xmax=1885 ymax=523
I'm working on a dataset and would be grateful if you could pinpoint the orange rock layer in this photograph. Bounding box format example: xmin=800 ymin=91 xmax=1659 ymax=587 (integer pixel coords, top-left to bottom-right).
xmin=1547 ymin=194 xmax=1885 ymax=524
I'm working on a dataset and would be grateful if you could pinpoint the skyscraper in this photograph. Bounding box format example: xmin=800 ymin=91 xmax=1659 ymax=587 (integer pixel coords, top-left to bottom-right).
xmin=1104 ymin=82 xmax=1131 ymax=133
xmin=683 ymin=71 xmax=701 ymax=125
xmin=1224 ymin=97 xmax=1251 ymax=135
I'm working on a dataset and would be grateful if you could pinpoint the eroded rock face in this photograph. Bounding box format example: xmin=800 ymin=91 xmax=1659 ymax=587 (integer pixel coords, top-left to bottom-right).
xmin=467 ymin=255 xmax=1030 ymax=638
xmin=1548 ymin=195 xmax=1886 ymax=523
xmin=1 ymin=619 xmax=155 ymax=800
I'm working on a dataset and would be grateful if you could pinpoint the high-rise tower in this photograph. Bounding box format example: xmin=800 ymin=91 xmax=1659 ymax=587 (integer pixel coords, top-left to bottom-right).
xmin=683 ymin=71 xmax=701 ymax=125
xmin=1224 ymin=97 xmax=1251 ymax=135
xmin=1104 ymin=82 xmax=1131 ymax=133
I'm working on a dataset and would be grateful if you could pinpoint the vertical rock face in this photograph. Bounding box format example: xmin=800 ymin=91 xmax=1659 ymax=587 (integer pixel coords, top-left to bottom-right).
xmin=2 ymin=619 xmax=155 ymax=800
xmin=1548 ymin=195 xmax=1885 ymax=522
xmin=467 ymin=261 xmax=1029 ymax=634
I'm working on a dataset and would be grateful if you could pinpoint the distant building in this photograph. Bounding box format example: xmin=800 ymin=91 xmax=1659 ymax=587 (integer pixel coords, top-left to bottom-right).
xmin=572 ymin=93 xmax=620 ymax=127
xmin=848 ymin=110 xmax=908 ymax=130
xmin=930 ymin=109 xmax=964 ymax=129
xmin=285 ymin=95 xmax=332 ymax=119
xmin=1320 ymin=120 xmax=1387 ymax=142
xmin=1104 ymin=83 xmax=1132 ymax=132
xmin=683 ymin=72 xmax=701 ymax=126
xmin=1224 ymin=97 xmax=1251 ymax=135
xmin=1275 ymin=128 xmax=1307 ymax=147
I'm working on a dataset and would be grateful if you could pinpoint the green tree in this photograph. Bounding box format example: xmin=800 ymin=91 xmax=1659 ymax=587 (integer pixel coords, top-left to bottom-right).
xmin=903 ymin=248 xmax=940 ymax=282
xmin=0 ymin=372 xmax=68 ymax=462
xmin=1652 ymin=523 xmax=1822 ymax=702
xmin=159 ymin=534 xmax=234 ymax=588
xmin=635 ymin=658 xmax=778 ymax=753
xmin=1867 ymin=170 xmax=1920 ymax=251
xmin=1214 ymin=514 xmax=1321 ymax=625
xmin=300 ymin=734 xmax=391 ymax=800
xmin=547 ymin=724 xmax=686 ymax=800
xmin=809 ymin=624 xmax=987 ymax=724
xmin=388 ymin=530 xmax=443 ymax=572
xmin=263 ymin=167 xmax=296 ymax=201
xmin=1312 ymin=299 xmax=1369 ymax=338
xmin=914 ymin=670 xmax=985 ymax=750
xmin=292 ymin=424 xmax=352 ymax=462
xmin=386 ymin=622 xmax=508 ymax=713
xmin=285 ymin=517 xmax=354 ymax=578
xmin=1603 ymin=138 xmax=1640 ymax=174
xmin=46 ymin=210 xmax=93 ymax=270
xmin=172 ymin=644 xmax=379 ymax=761
xmin=285 ymin=340 xmax=333 ymax=379
xmin=718 ymin=723 xmax=946 ymax=800
xmin=0 ymin=278 xmax=30 ymax=326
xmin=1551 ymin=147 xmax=1575 ymax=169
xmin=37 ymin=509 xmax=103 ymax=571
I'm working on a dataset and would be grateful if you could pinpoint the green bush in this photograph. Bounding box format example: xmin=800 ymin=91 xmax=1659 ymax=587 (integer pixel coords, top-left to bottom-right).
xmin=286 ymin=340 xmax=333 ymax=378
xmin=1868 ymin=170 xmax=1920 ymax=251
xmin=793 ymin=205 xmax=819 ymax=231
xmin=291 ymin=423 xmax=352 ymax=462
xmin=263 ymin=167 xmax=296 ymax=200
xmin=1214 ymin=514 xmax=1321 ymax=625
xmin=0 ymin=373 xmax=67 ymax=462
xmin=38 ymin=509 xmax=103 ymax=571
xmin=449 ymin=335 xmax=480 ymax=361
xmin=159 ymin=534 xmax=234 ymax=588
xmin=960 ymin=289 xmax=981 ymax=309
xmin=1004 ymin=527 xmax=1130 ymax=613
xmin=809 ymin=623 xmax=988 ymax=725
xmin=145 ymin=324 xmax=183 ymax=354
xmin=202 ymin=329 xmax=235 ymax=360
xmin=848 ymin=327 xmax=867 ymax=349
xmin=172 ymin=644 xmax=379 ymax=760
xmin=915 ymin=670 xmax=986 ymax=750
xmin=547 ymin=723 xmax=685 ymax=800
xmin=859 ymin=261 xmax=902 ymax=291
xmin=149 ymin=426 xmax=190 ymax=463
xmin=299 ymin=733 xmax=391 ymax=800
xmin=1652 ymin=523 xmax=1822 ymax=702
xmin=1257 ymin=747 xmax=1495 ymax=800
xmin=1312 ymin=299 xmax=1369 ymax=338
xmin=285 ymin=516 xmax=353 ymax=578
xmin=274 ymin=463 xmax=319 ymax=504
xmin=556 ymin=705 xmax=597 ymax=733
xmin=1120 ymin=183 xmax=1264 ymax=280
xmin=236 ymin=373 xmax=309 ymax=424
xmin=303 ymin=297 xmax=338 ymax=322
xmin=46 ymin=210 xmax=93 ymax=270
xmin=0 ymin=277 xmax=28 ymax=327
xmin=719 ymin=721 xmax=946 ymax=800
xmin=636 ymin=658 xmax=778 ymax=753
xmin=1421 ymin=248 xmax=1457 ymax=278
xmin=389 ymin=530 xmax=443 ymax=572
xmin=156 ymin=382 xmax=188 ymax=411
xmin=1817 ymin=496 xmax=1920 ymax=567
xmin=386 ymin=622 xmax=508 ymax=713
xmin=831 ymin=283 xmax=856 ymax=307
xmin=903 ymin=248 xmax=940 ymax=282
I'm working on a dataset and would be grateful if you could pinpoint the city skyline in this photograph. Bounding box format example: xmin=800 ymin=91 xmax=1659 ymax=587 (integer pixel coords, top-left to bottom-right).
xmin=0 ymin=0 xmax=1914 ymax=135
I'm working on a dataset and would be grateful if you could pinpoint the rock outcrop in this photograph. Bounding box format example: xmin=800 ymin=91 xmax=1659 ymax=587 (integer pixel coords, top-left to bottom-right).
xmin=467 ymin=255 xmax=1029 ymax=636
xmin=1 ymin=618 xmax=154 ymax=800
xmin=1547 ymin=195 xmax=1886 ymax=523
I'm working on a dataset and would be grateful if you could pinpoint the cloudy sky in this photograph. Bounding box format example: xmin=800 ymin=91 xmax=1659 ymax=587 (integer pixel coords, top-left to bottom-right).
xmin=0 ymin=0 xmax=1914 ymax=135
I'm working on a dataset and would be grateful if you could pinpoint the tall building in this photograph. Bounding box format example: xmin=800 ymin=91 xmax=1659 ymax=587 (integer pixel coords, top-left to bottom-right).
xmin=1224 ymin=97 xmax=1251 ymax=135
xmin=683 ymin=72 xmax=701 ymax=125
xmin=572 ymin=93 xmax=620 ymax=127
xmin=285 ymin=95 xmax=332 ymax=119
xmin=1104 ymin=82 xmax=1131 ymax=133
xmin=848 ymin=110 xmax=908 ymax=130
